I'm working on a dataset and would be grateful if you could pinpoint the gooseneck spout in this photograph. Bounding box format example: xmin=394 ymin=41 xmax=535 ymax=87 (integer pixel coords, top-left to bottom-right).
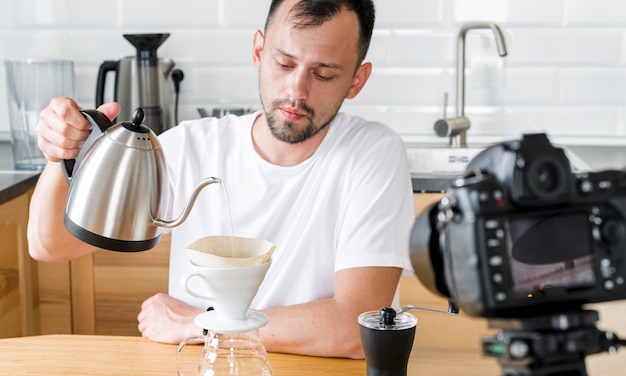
xmin=153 ymin=177 xmax=222 ymax=228
xmin=434 ymin=22 xmax=508 ymax=148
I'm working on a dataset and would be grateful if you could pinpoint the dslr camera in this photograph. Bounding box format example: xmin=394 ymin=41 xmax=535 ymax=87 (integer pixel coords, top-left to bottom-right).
xmin=410 ymin=133 xmax=626 ymax=319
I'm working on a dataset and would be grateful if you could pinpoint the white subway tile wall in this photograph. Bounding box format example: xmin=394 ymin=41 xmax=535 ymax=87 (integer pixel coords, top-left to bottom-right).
xmin=1 ymin=0 xmax=626 ymax=150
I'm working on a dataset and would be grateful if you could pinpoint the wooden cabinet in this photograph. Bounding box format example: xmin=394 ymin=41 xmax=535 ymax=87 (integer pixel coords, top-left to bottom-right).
xmin=0 ymin=189 xmax=38 ymax=338
xmin=91 ymin=237 xmax=170 ymax=335
xmin=37 ymin=235 xmax=171 ymax=336
xmin=36 ymin=259 xmax=72 ymax=334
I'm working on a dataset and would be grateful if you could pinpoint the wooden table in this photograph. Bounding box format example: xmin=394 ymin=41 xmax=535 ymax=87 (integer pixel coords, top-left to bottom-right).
xmin=0 ymin=334 xmax=623 ymax=375
xmin=0 ymin=334 xmax=500 ymax=375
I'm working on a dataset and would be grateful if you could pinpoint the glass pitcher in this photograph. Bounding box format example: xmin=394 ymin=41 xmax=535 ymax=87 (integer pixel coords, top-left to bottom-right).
xmin=176 ymin=328 xmax=272 ymax=376
xmin=4 ymin=58 xmax=74 ymax=170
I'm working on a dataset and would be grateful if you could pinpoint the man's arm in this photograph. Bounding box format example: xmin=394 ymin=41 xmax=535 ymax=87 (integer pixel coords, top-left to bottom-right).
xmin=28 ymin=162 xmax=100 ymax=262
xmin=137 ymin=266 xmax=401 ymax=359
xmin=260 ymin=266 xmax=401 ymax=359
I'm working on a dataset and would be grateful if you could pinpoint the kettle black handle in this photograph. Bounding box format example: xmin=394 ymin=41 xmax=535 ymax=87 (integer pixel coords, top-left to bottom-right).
xmin=95 ymin=60 xmax=119 ymax=108
xmin=61 ymin=110 xmax=114 ymax=183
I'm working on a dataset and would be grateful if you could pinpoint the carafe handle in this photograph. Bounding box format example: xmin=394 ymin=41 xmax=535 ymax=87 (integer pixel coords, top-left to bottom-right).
xmin=61 ymin=109 xmax=113 ymax=183
xmin=175 ymin=335 xmax=205 ymax=376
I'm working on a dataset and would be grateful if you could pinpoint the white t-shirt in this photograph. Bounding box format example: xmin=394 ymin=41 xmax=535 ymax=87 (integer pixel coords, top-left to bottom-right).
xmin=158 ymin=111 xmax=414 ymax=309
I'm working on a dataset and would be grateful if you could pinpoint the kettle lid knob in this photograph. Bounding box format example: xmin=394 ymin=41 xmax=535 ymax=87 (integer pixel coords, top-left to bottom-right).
xmin=132 ymin=108 xmax=145 ymax=128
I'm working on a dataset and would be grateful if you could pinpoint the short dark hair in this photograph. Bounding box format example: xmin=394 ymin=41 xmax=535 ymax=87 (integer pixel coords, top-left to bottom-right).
xmin=264 ymin=0 xmax=376 ymax=64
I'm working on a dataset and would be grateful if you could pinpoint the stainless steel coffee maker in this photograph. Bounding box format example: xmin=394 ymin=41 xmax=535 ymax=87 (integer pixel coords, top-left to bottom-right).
xmin=95 ymin=33 xmax=184 ymax=134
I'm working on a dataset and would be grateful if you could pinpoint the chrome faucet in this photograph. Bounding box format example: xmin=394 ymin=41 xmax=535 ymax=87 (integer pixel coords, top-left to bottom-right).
xmin=434 ymin=22 xmax=508 ymax=147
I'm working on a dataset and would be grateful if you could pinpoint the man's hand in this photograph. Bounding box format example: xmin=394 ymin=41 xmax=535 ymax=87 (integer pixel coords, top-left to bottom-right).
xmin=137 ymin=293 xmax=205 ymax=344
xmin=36 ymin=96 xmax=120 ymax=162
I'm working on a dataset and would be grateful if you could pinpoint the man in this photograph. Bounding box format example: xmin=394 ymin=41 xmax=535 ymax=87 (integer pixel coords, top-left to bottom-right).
xmin=28 ymin=0 xmax=414 ymax=359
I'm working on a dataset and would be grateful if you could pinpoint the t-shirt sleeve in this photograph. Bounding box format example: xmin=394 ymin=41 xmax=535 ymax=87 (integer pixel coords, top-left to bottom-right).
xmin=334 ymin=127 xmax=415 ymax=274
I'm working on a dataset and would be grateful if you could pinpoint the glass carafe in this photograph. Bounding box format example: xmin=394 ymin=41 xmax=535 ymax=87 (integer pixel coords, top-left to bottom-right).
xmin=176 ymin=328 xmax=272 ymax=376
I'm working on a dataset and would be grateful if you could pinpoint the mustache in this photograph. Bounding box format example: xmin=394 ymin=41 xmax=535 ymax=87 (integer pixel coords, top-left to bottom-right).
xmin=271 ymin=99 xmax=314 ymax=117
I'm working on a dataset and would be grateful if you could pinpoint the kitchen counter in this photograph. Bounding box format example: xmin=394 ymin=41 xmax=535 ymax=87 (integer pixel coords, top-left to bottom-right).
xmin=2 ymin=139 xmax=444 ymax=196
xmin=0 ymin=141 xmax=40 ymax=204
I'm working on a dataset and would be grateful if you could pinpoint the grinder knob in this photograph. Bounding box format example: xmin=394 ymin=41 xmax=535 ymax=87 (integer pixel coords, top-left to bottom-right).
xmin=379 ymin=307 xmax=397 ymax=327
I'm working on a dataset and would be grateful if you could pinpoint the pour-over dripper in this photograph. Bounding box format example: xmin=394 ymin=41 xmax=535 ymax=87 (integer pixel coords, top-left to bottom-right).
xmin=183 ymin=260 xmax=271 ymax=332
xmin=180 ymin=236 xmax=275 ymax=332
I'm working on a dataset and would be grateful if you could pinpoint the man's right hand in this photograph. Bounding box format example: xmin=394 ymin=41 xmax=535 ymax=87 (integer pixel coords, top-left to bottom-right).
xmin=36 ymin=96 xmax=120 ymax=162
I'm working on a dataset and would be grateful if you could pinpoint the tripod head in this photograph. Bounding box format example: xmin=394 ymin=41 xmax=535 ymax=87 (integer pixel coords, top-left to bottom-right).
xmin=482 ymin=310 xmax=625 ymax=376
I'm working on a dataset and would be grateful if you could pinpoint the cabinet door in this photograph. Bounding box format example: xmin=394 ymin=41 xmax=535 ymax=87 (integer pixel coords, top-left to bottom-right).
xmin=36 ymin=234 xmax=171 ymax=336
xmin=37 ymin=261 xmax=72 ymax=334
xmin=0 ymin=190 xmax=37 ymax=337
xmin=92 ymin=235 xmax=171 ymax=335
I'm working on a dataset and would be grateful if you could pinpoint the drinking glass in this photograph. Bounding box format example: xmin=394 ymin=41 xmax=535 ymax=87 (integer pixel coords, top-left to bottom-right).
xmin=4 ymin=58 xmax=74 ymax=170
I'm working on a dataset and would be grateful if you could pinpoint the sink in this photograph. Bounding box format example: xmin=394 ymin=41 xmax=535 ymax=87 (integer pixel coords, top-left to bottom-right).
xmin=407 ymin=147 xmax=484 ymax=175
xmin=407 ymin=144 xmax=592 ymax=175
xmin=407 ymin=147 xmax=484 ymax=192
xmin=408 ymin=147 xmax=484 ymax=192
xmin=407 ymin=144 xmax=593 ymax=193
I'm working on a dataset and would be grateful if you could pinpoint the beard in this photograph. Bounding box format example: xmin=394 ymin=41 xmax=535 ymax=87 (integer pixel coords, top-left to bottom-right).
xmin=264 ymin=99 xmax=334 ymax=144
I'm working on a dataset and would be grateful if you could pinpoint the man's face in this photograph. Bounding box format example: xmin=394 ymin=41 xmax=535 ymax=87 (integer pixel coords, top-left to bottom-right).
xmin=253 ymin=1 xmax=370 ymax=144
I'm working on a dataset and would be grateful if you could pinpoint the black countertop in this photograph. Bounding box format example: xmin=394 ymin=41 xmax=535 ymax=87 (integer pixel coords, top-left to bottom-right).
xmin=0 ymin=142 xmax=40 ymax=204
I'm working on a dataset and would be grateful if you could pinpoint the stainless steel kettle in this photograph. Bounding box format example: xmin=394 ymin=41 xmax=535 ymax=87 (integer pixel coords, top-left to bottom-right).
xmin=61 ymin=108 xmax=220 ymax=252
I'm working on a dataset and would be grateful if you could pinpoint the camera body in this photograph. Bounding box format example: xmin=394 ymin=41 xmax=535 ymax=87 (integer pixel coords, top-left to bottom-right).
xmin=410 ymin=133 xmax=626 ymax=318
